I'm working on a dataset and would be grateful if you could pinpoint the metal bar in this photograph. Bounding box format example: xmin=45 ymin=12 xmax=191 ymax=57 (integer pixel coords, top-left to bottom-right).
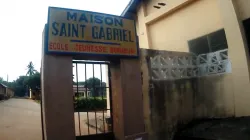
xmin=76 ymin=63 xmax=81 ymax=136
xmin=75 ymin=108 xmax=110 ymax=112
xmin=100 ymin=64 xmax=105 ymax=133
xmin=93 ymin=64 xmax=98 ymax=134
xmin=85 ymin=63 xmax=90 ymax=135
xmin=73 ymin=60 xmax=109 ymax=65
xmin=108 ymin=64 xmax=113 ymax=131
xmin=72 ymin=61 xmax=113 ymax=135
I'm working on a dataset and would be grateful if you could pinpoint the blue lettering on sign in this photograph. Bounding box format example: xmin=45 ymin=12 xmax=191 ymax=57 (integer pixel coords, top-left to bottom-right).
xmin=80 ymin=25 xmax=85 ymax=38
xmin=52 ymin=22 xmax=59 ymax=35
xmin=99 ymin=27 xmax=105 ymax=39
xmin=113 ymin=28 xmax=119 ymax=40
xmin=122 ymin=29 xmax=128 ymax=42
xmin=114 ymin=18 xmax=123 ymax=27
xmin=105 ymin=17 xmax=113 ymax=26
xmin=92 ymin=26 xmax=98 ymax=39
xmin=67 ymin=12 xmax=77 ymax=21
xmin=51 ymin=22 xmax=88 ymax=38
xmin=50 ymin=10 xmax=134 ymax=44
xmin=66 ymin=11 xmax=123 ymax=27
xmin=94 ymin=15 xmax=103 ymax=24
xmin=106 ymin=27 xmax=112 ymax=40
xmin=79 ymin=13 xmax=88 ymax=22
xmin=59 ymin=23 xmax=66 ymax=36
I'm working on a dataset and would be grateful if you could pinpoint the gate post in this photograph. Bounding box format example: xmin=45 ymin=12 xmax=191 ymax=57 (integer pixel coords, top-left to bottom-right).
xmin=41 ymin=53 xmax=75 ymax=140
xmin=41 ymin=27 xmax=75 ymax=140
xmin=110 ymin=59 xmax=148 ymax=140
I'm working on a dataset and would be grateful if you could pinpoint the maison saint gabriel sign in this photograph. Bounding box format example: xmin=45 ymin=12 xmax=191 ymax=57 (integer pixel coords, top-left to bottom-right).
xmin=45 ymin=7 xmax=138 ymax=57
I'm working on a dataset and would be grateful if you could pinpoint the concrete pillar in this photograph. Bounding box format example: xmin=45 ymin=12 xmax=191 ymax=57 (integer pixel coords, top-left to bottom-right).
xmin=218 ymin=0 xmax=250 ymax=116
xmin=41 ymin=26 xmax=75 ymax=140
xmin=137 ymin=2 xmax=151 ymax=49
xmin=29 ymin=88 xmax=32 ymax=99
xmin=110 ymin=59 xmax=148 ymax=140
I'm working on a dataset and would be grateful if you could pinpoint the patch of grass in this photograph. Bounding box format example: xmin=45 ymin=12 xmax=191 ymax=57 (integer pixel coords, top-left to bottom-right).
xmin=74 ymin=96 xmax=107 ymax=111
xmin=35 ymin=100 xmax=40 ymax=104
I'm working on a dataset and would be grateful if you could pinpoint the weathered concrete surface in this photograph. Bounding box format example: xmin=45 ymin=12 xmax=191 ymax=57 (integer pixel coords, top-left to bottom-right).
xmin=140 ymin=48 xmax=236 ymax=140
xmin=0 ymin=98 xmax=42 ymax=140
xmin=175 ymin=117 xmax=250 ymax=140
xmin=140 ymin=49 xmax=197 ymax=140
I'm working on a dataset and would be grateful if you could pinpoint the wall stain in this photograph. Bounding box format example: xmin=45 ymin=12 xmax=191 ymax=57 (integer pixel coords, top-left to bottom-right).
xmin=140 ymin=48 xmax=234 ymax=140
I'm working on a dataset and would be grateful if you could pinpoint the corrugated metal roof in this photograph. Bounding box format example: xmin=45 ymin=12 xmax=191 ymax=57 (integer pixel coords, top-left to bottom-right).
xmin=0 ymin=83 xmax=7 ymax=88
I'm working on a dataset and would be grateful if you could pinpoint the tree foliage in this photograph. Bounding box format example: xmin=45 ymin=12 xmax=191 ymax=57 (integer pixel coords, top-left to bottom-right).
xmin=1 ymin=62 xmax=41 ymax=97
xmin=6 ymin=73 xmax=41 ymax=97
xmin=2 ymin=61 xmax=108 ymax=98
xmin=26 ymin=62 xmax=37 ymax=76
xmin=11 ymin=76 xmax=29 ymax=97
xmin=85 ymin=77 xmax=106 ymax=97
xmin=26 ymin=72 xmax=41 ymax=90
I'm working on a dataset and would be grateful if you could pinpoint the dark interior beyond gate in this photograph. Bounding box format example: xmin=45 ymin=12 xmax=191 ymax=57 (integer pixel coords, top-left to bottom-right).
xmin=72 ymin=60 xmax=114 ymax=140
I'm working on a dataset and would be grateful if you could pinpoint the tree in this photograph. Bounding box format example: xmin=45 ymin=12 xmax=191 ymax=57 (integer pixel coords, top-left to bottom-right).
xmin=26 ymin=72 xmax=41 ymax=90
xmin=12 ymin=76 xmax=29 ymax=97
xmin=0 ymin=61 xmax=41 ymax=97
xmin=26 ymin=62 xmax=37 ymax=76
xmin=85 ymin=77 xmax=106 ymax=97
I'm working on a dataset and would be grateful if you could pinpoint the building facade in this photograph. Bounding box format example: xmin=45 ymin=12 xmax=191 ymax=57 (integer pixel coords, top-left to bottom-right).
xmin=0 ymin=83 xmax=14 ymax=99
xmin=73 ymin=85 xmax=91 ymax=97
xmin=122 ymin=0 xmax=250 ymax=117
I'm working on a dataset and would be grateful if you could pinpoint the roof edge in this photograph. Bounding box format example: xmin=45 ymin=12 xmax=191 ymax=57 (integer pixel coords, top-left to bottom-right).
xmin=121 ymin=0 xmax=141 ymax=17
xmin=0 ymin=83 xmax=8 ymax=88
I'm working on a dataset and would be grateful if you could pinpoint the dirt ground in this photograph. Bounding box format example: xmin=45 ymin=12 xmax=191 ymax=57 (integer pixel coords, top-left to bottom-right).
xmin=74 ymin=111 xmax=111 ymax=136
xmin=0 ymin=98 xmax=42 ymax=140
xmin=176 ymin=117 xmax=250 ymax=140
xmin=0 ymin=98 xmax=110 ymax=140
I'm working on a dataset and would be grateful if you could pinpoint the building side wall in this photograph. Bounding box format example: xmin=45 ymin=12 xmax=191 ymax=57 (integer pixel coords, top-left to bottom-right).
xmin=234 ymin=0 xmax=250 ymax=20
xmin=147 ymin=0 xmax=223 ymax=52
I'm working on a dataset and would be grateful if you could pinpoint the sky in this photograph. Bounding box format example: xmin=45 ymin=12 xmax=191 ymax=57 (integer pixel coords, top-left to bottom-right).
xmin=0 ymin=0 xmax=130 ymax=82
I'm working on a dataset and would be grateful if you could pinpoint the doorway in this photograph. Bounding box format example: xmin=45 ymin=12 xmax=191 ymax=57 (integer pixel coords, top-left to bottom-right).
xmin=72 ymin=60 xmax=114 ymax=140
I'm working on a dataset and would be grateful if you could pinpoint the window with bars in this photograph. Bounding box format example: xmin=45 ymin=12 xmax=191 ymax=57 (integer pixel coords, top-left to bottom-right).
xmin=188 ymin=29 xmax=228 ymax=55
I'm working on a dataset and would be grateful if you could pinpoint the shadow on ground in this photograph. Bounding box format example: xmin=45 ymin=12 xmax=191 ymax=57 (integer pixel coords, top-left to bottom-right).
xmin=174 ymin=117 xmax=250 ymax=140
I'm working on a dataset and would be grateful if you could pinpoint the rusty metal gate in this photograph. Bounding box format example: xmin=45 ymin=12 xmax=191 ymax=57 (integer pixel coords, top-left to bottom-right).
xmin=72 ymin=60 xmax=114 ymax=140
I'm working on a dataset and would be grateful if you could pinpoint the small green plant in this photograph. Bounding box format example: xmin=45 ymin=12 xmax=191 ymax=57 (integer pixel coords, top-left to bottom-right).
xmin=74 ymin=96 xmax=107 ymax=111
xmin=35 ymin=100 xmax=40 ymax=104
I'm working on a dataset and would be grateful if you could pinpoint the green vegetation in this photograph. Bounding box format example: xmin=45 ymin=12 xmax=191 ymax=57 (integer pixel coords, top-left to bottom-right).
xmin=26 ymin=62 xmax=37 ymax=76
xmin=35 ymin=100 xmax=41 ymax=104
xmin=1 ymin=61 xmax=107 ymax=103
xmin=74 ymin=96 xmax=107 ymax=111
xmin=0 ymin=61 xmax=40 ymax=97
xmin=73 ymin=77 xmax=108 ymax=111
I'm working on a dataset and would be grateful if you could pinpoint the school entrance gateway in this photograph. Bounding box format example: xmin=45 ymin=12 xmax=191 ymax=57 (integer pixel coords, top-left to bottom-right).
xmin=41 ymin=7 xmax=147 ymax=140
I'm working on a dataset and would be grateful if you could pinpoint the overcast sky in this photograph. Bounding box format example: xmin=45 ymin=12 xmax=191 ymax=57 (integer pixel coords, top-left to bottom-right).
xmin=0 ymin=0 xmax=129 ymax=82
